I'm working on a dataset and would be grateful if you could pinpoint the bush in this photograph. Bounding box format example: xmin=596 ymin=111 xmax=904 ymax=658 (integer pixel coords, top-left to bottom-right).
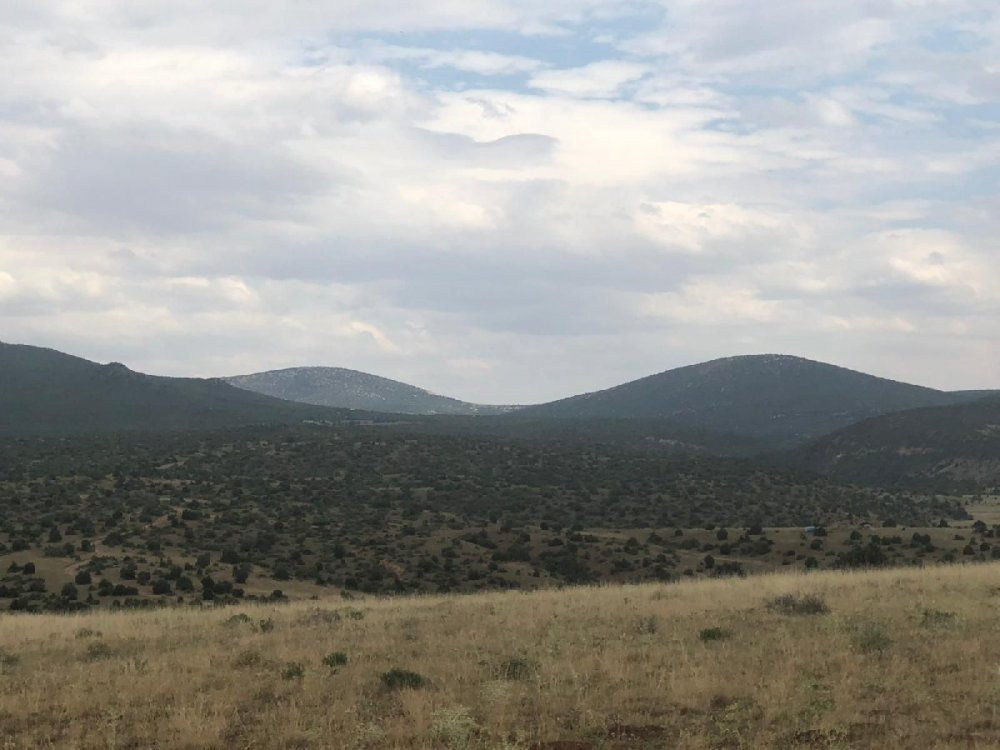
xmin=281 ymin=662 xmax=305 ymax=680
xmin=0 ymin=649 xmax=20 ymax=670
xmin=921 ymin=609 xmax=956 ymax=628
xmin=766 ymin=593 xmax=830 ymax=616
xmin=431 ymin=706 xmax=479 ymax=748
xmin=82 ymin=642 xmax=114 ymax=661
xmin=233 ymin=650 xmax=263 ymax=668
xmin=380 ymin=668 xmax=427 ymax=691
xmin=323 ymin=651 xmax=349 ymax=669
xmin=699 ymin=627 xmax=730 ymax=642
xmin=494 ymin=656 xmax=535 ymax=680
xmin=852 ymin=623 xmax=892 ymax=654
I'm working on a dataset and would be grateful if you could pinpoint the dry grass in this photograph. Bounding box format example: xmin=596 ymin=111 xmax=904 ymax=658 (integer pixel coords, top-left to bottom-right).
xmin=2 ymin=563 xmax=1000 ymax=749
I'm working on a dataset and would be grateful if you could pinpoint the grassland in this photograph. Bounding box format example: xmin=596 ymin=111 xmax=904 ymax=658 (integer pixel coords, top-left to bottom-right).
xmin=2 ymin=562 xmax=999 ymax=749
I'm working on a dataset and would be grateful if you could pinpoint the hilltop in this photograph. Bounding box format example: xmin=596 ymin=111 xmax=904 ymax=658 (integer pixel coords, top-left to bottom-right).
xmin=516 ymin=354 xmax=990 ymax=446
xmin=1 ymin=563 xmax=998 ymax=748
xmin=225 ymin=366 xmax=515 ymax=415
xmin=0 ymin=342 xmax=351 ymax=436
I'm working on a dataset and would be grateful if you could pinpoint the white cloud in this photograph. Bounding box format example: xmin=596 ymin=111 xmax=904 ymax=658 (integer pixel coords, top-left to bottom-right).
xmin=529 ymin=61 xmax=650 ymax=97
xmin=0 ymin=0 xmax=998 ymax=398
xmin=364 ymin=44 xmax=543 ymax=75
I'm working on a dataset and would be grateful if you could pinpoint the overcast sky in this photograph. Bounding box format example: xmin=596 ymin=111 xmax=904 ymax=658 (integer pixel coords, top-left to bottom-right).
xmin=1 ymin=1 xmax=998 ymax=403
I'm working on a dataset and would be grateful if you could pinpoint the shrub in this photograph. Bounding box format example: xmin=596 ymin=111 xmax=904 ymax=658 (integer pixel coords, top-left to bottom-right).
xmin=699 ymin=627 xmax=730 ymax=642
xmin=73 ymin=570 xmax=91 ymax=586
xmin=852 ymin=623 xmax=892 ymax=654
xmin=921 ymin=609 xmax=956 ymax=628
xmin=380 ymin=668 xmax=427 ymax=691
xmin=494 ymin=656 xmax=535 ymax=680
xmin=281 ymin=662 xmax=305 ymax=680
xmin=323 ymin=651 xmax=349 ymax=669
xmin=712 ymin=561 xmax=745 ymax=577
xmin=632 ymin=615 xmax=658 ymax=635
xmin=431 ymin=706 xmax=479 ymax=748
xmin=836 ymin=543 xmax=887 ymax=568
xmin=766 ymin=593 xmax=830 ymax=616
xmin=0 ymin=650 xmax=20 ymax=670
xmin=82 ymin=642 xmax=114 ymax=661
xmin=233 ymin=650 xmax=263 ymax=668
xmin=297 ymin=608 xmax=342 ymax=626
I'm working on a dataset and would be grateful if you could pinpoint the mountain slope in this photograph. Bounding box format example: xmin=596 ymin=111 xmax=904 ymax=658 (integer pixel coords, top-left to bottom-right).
xmin=0 ymin=342 xmax=349 ymax=436
xmin=514 ymin=354 xmax=991 ymax=446
xmin=792 ymin=394 xmax=1000 ymax=490
xmin=225 ymin=366 xmax=514 ymax=415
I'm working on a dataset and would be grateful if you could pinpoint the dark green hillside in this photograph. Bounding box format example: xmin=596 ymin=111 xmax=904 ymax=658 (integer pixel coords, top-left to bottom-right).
xmin=515 ymin=354 xmax=990 ymax=447
xmin=793 ymin=394 xmax=1000 ymax=491
xmin=0 ymin=342 xmax=349 ymax=436
xmin=405 ymin=414 xmax=769 ymax=457
xmin=225 ymin=366 xmax=514 ymax=415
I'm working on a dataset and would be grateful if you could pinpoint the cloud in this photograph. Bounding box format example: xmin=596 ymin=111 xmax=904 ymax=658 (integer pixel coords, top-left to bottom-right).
xmin=529 ymin=61 xmax=650 ymax=97
xmin=0 ymin=0 xmax=998 ymax=400
xmin=363 ymin=44 xmax=543 ymax=75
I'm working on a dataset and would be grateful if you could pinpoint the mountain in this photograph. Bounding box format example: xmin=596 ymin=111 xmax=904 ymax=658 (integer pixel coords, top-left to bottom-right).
xmin=225 ymin=366 xmax=515 ymax=415
xmin=514 ymin=354 xmax=993 ymax=447
xmin=0 ymin=342 xmax=352 ymax=436
xmin=792 ymin=394 xmax=1000 ymax=491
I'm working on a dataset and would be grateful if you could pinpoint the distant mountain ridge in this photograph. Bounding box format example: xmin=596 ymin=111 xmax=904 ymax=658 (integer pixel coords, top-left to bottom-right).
xmin=225 ymin=366 xmax=516 ymax=416
xmin=513 ymin=354 xmax=993 ymax=446
xmin=0 ymin=342 xmax=351 ymax=436
xmin=4 ymin=342 xmax=997 ymax=462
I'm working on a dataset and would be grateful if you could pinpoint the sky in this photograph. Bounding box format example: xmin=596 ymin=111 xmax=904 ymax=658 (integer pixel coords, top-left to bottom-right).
xmin=1 ymin=0 xmax=998 ymax=403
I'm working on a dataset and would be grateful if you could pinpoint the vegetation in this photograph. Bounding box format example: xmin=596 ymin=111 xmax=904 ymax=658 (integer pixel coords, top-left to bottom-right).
xmin=793 ymin=395 xmax=1000 ymax=491
xmin=0 ymin=424 xmax=981 ymax=612
xmin=1 ymin=563 xmax=998 ymax=748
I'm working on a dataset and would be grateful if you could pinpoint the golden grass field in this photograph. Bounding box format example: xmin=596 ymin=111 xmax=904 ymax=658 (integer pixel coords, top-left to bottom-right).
xmin=2 ymin=563 xmax=1000 ymax=749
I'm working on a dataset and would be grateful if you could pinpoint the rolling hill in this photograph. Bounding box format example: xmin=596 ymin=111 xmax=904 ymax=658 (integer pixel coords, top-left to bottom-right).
xmin=514 ymin=354 xmax=992 ymax=446
xmin=0 ymin=342 xmax=352 ymax=436
xmin=792 ymin=393 xmax=1000 ymax=490
xmin=225 ymin=366 xmax=515 ymax=415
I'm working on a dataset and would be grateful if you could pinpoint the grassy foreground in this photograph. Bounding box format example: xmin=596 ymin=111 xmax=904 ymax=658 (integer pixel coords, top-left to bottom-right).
xmin=1 ymin=564 xmax=999 ymax=749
